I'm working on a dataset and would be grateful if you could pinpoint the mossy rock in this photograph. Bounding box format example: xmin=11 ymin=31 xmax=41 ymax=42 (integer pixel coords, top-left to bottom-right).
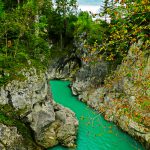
xmin=0 ymin=104 xmax=42 ymax=150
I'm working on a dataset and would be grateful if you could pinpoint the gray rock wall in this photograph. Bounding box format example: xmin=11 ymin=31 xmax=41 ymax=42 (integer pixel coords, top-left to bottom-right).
xmin=71 ymin=44 xmax=150 ymax=149
xmin=0 ymin=67 xmax=78 ymax=149
xmin=48 ymin=56 xmax=80 ymax=80
xmin=0 ymin=123 xmax=39 ymax=150
xmin=71 ymin=61 xmax=109 ymax=95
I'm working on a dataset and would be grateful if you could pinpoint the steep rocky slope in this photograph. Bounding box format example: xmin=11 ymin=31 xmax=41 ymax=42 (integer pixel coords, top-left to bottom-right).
xmin=0 ymin=67 xmax=78 ymax=150
xmin=71 ymin=42 xmax=150 ymax=149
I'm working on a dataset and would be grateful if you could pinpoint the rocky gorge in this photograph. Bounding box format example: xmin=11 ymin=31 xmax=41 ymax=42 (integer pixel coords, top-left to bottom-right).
xmin=71 ymin=43 xmax=150 ymax=149
xmin=1 ymin=41 xmax=149 ymax=150
xmin=0 ymin=42 xmax=149 ymax=149
xmin=0 ymin=0 xmax=149 ymax=149
xmin=48 ymin=41 xmax=150 ymax=149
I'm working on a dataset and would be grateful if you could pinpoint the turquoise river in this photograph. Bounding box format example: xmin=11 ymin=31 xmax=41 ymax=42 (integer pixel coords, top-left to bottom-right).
xmin=49 ymin=80 xmax=145 ymax=150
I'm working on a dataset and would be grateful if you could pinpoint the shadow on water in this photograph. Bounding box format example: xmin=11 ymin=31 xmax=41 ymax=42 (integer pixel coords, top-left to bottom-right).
xmin=48 ymin=80 xmax=145 ymax=150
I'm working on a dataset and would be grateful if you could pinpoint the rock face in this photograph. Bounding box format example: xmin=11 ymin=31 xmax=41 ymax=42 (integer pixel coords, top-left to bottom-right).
xmin=71 ymin=61 xmax=109 ymax=95
xmin=71 ymin=43 xmax=150 ymax=149
xmin=35 ymin=103 xmax=78 ymax=148
xmin=48 ymin=55 xmax=81 ymax=80
xmin=0 ymin=123 xmax=40 ymax=150
xmin=0 ymin=67 xmax=78 ymax=149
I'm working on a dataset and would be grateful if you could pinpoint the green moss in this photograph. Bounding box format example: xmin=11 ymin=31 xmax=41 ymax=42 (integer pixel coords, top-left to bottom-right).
xmin=0 ymin=112 xmax=14 ymax=126
xmin=0 ymin=104 xmax=39 ymax=149
xmin=141 ymin=101 xmax=150 ymax=110
xmin=0 ymin=104 xmax=27 ymax=118
xmin=132 ymin=113 xmax=142 ymax=124
xmin=0 ymin=58 xmax=47 ymax=87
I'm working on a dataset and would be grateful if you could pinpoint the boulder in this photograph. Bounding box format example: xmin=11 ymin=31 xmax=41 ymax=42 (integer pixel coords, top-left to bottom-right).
xmin=0 ymin=123 xmax=41 ymax=150
xmin=0 ymin=67 xmax=78 ymax=149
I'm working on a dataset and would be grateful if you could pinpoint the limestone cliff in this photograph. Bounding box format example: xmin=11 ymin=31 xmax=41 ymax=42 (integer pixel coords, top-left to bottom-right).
xmin=71 ymin=42 xmax=150 ymax=149
xmin=0 ymin=67 xmax=78 ymax=150
xmin=48 ymin=55 xmax=81 ymax=80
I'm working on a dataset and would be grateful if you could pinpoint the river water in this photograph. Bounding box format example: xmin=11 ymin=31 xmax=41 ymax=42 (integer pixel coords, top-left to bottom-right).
xmin=49 ymin=80 xmax=144 ymax=150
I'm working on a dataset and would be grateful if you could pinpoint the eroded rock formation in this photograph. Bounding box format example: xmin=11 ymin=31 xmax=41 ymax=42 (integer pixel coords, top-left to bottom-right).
xmin=0 ymin=67 xmax=78 ymax=149
xmin=71 ymin=43 xmax=150 ymax=149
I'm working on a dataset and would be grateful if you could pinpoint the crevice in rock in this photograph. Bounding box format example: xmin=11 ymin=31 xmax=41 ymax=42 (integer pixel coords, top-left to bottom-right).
xmin=0 ymin=140 xmax=7 ymax=149
xmin=57 ymin=55 xmax=81 ymax=72
xmin=7 ymin=90 xmax=14 ymax=108
xmin=35 ymin=82 xmax=46 ymax=95
xmin=21 ymin=110 xmax=32 ymax=120
xmin=32 ymin=101 xmax=44 ymax=109
xmin=23 ymin=121 xmax=46 ymax=150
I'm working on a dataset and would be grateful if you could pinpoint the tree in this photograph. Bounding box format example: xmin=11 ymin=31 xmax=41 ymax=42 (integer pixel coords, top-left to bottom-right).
xmin=54 ymin=0 xmax=77 ymax=49
xmin=103 ymin=0 xmax=109 ymax=21
xmin=0 ymin=0 xmax=52 ymax=86
xmin=0 ymin=0 xmax=4 ymax=16
xmin=55 ymin=0 xmax=77 ymax=16
xmin=98 ymin=0 xmax=150 ymax=62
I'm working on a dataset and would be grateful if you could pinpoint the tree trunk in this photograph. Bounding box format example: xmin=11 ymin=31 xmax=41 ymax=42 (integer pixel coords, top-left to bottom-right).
xmin=35 ymin=12 xmax=39 ymax=37
xmin=60 ymin=33 xmax=63 ymax=49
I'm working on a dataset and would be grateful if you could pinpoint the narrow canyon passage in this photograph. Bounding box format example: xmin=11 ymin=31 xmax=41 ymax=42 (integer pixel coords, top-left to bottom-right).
xmin=49 ymin=80 xmax=144 ymax=150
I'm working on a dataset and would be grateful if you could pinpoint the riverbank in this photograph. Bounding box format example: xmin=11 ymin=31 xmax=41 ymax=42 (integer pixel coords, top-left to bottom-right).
xmin=47 ymin=40 xmax=150 ymax=149
xmin=49 ymin=80 xmax=144 ymax=150
xmin=71 ymin=43 xmax=150 ymax=149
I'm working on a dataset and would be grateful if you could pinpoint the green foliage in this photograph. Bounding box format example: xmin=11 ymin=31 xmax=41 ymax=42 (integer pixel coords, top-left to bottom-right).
xmin=76 ymin=0 xmax=150 ymax=64
xmin=0 ymin=0 xmax=4 ymax=16
xmin=0 ymin=0 xmax=80 ymax=86
xmin=50 ymin=0 xmax=78 ymax=49
xmin=74 ymin=11 xmax=93 ymax=36
xmin=74 ymin=11 xmax=109 ymax=62
xmin=55 ymin=0 xmax=77 ymax=16
xmin=0 ymin=0 xmax=52 ymax=86
xmin=102 ymin=0 xmax=109 ymax=15
xmin=0 ymin=104 xmax=38 ymax=148
xmin=100 ymin=0 xmax=150 ymax=61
